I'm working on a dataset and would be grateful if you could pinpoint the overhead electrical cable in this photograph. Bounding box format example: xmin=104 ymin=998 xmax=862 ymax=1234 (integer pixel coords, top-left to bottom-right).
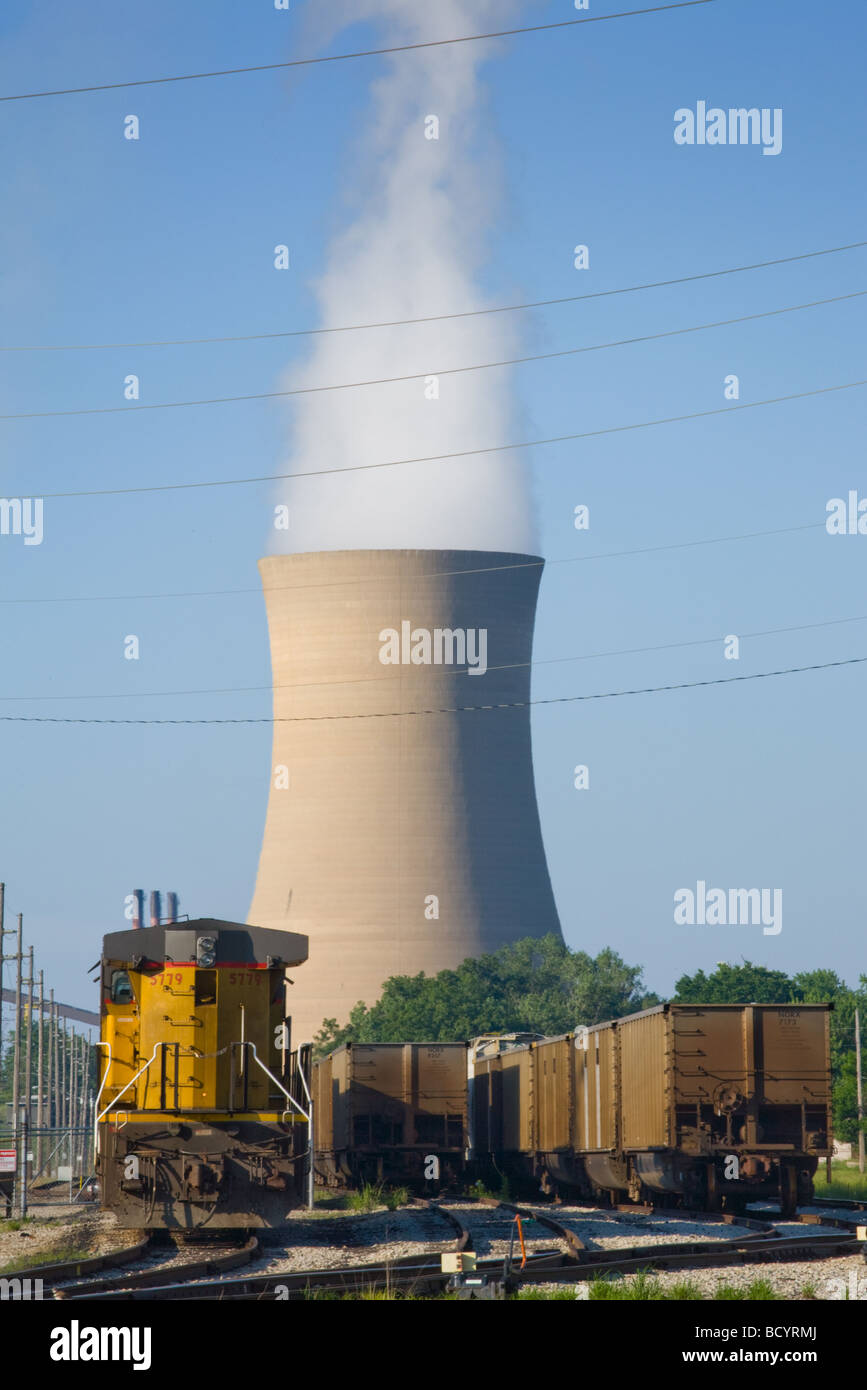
xmin=2 ymin=240 xmax=864 ymax=353
xmin=2 ymin=291 xmax=863 ymax=420
xmin=31 ymin=378 xmax=867 ymax=498
xmin=0 ymin=2 xmax=719 ymax=102
xmin=2 ymin=611 xmax=864 ymax=703
xmin=0 ymin=520 xmax=826 ymax=607
xmin=0 ymin=655 xmax=862 ymax=724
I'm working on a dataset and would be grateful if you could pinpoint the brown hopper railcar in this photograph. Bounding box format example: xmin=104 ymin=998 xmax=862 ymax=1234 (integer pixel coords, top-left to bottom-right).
xmin=470 ymin=1003 xmax=833 ymax=1215
xmin=313 ymin=1042 xmax=469 ymax=1188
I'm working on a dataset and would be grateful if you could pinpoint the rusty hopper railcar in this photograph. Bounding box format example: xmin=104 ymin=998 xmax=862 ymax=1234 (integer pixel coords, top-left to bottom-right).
xmin=96 ymin=919 xmax=311 ymax=1229
xmin=313 ymin=1042 xmax=469 ymax=1187
xmin=471 ymin=1003 xmax=833 ymax=1215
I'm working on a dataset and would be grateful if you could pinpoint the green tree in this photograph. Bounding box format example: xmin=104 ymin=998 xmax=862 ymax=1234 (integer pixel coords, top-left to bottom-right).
xmin=313 ymin=935 xmax=658 ymax=1056
xmin=795 ymin=970 xmax=867 ymax=1145
xmin=673 ymin=961 xmax=793 ymax=1004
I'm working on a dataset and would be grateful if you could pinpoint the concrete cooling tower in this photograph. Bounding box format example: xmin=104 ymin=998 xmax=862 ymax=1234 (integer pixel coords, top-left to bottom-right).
xmin=248 ymin=549 xmax=562 ymax=1043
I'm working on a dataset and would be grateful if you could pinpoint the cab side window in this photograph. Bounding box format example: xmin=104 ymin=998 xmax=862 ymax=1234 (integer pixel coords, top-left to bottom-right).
xmin=110 ymin=970 xmax=134 ymax=1004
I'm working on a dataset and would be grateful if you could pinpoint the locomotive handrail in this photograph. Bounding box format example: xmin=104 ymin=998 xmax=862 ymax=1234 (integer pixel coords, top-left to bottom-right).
xmin=94 ymin=1043 xmax=164 ymax=1143
xmin=240 ymin=1040 xmax=310 ymax=1123
xmin=295 ymin=1055 xmax=312 ymax=1106
xmin=92 ymin=1041 xmax=113 ymax=1152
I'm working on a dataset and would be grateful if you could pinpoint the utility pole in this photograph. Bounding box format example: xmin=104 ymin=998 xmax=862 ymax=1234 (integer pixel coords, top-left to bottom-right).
xmin=53 ymin=1001 xmax=60 ymax=1138
xmin=856 ymin=1007 xmax=865 ymax=1176
xmin=48 ymin=992 xmax=55 ymax=1132
xmin=0 ymin=882 xmax=5 ymax=1068
xmin=22 ymin=945 xmax=33 ymax=1214
xmin=64 ymin=1022 xmax=71 ymax=1132
xmin=36 ymin=969 xmax=44 ymax=1175
xmin=59 ymin=1022 xmax=65 ymax=1131
xmin=11 ymin=914 xmax=23 ymax=1212
xmin=77 ymin=1034 xmax=87 ymax=1178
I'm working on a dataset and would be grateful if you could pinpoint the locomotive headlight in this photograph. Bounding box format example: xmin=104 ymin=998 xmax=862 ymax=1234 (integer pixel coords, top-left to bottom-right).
xmin=196 ymin=934 xmax=217 ymax=967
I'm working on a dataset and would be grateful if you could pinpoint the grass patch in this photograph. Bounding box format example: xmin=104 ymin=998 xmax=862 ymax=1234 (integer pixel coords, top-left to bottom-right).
xmin=0 ymin=1245 xmax=91 ymax=1276
xmin=515 ymin=1286 xmax=588 ymax=1300
xmin=588 ymin=1270 xmax=668 ymax=1300
xmin=0 ymin=1216 xmax=64 ymax=1233
xmin=714 ymin=1279 xmax=781 ymax=1301
xmin=301 ymin=1284 xmax=458 ymax=1301
xmin=816 ymin=1163 xmax=867 ymax=1201
xmin=345 ymin=1182 xmax=410 ymax=1214
xmin=467 ymin=1176 xmax=512 ymax=1202
xmin=515 ymin=1273 xmax=784 ymax=1301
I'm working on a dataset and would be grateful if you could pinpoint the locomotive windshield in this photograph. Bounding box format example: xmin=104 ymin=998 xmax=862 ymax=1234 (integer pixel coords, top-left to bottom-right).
xmin=110 ymin=969 xmax=134 ymax=1004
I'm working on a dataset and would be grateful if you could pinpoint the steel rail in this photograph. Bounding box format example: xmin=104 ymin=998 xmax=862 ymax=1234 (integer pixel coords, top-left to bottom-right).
xmin=3 ymin=1234 xmax=151 ymax=1284
xmin=53 ymin=1234 xmax=259 ymax=1298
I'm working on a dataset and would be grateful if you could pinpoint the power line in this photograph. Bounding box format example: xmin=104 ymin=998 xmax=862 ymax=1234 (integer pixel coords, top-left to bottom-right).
xmin=2 ymin=611 xmax=864 ymax=704
xmin=0 ymin=520 xmax=826 ymax=607
xmin=35 ymin=378 xmax=867 ymax=498
xmin=3 ymin=240 xmax=864 ymax=353
xmin=0 ymin=655 xmax=861 ymax=724
xmin=0 ymin=2 xmax=719 ymax=103
xmin=3 ymin=291 xmax=862 ymax=421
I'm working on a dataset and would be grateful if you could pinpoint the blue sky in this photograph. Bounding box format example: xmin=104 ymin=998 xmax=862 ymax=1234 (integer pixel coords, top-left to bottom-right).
xmin=0 ymin=0 xmax=864 ymax=1013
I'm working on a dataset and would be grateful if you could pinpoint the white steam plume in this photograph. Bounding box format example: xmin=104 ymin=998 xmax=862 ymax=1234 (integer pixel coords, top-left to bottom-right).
xmin=274 ymin=0 xmax=537 ymax=555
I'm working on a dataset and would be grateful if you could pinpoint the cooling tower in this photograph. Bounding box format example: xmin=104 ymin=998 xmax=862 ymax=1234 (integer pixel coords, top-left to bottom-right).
xmin=248 ymin=549 xmax=562 ymax=1043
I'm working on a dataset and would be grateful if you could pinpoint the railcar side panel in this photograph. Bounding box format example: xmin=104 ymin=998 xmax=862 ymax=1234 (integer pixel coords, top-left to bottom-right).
xmin=618 ymin=1009 xmax=668 ymax=1150
xmin=574 ymin=1024 xmax=618 ymax=1151
xmin=534 ymin=1036 xmax=574 ymax=1153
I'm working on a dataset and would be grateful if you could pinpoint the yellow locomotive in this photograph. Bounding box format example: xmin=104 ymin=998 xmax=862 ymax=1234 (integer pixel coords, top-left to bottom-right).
xmin=95 ymin=918 xmax=311 ymax=1229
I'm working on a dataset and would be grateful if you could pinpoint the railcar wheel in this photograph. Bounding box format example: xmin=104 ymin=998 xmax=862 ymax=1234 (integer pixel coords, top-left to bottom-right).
xmin=705 ymin=1163 xmax=722 ymax=1213
xmin=780 ymin=1162 xmax=798 ymax=1218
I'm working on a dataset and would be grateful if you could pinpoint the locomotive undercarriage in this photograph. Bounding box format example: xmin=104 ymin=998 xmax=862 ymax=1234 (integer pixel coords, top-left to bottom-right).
xmin=98 ymin=1119 xmax=307 ymax=1229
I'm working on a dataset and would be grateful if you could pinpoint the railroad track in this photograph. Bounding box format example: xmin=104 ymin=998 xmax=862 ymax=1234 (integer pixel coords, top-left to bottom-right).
xmin=491 ymin=1200 xmax=865 ymax=1286
xmin=2 ymin=1233 xmax=259 ymax=1298
xmin=18 ymin=1196 xmax=865 ymax=1301
xmin=4 ymin=1235 xmax=151 ymax=1286
xmin=53 ymin=1235 xmax=260 ymax=1299
xmin=54 ymin=1200 xmax=473 ymax=1301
